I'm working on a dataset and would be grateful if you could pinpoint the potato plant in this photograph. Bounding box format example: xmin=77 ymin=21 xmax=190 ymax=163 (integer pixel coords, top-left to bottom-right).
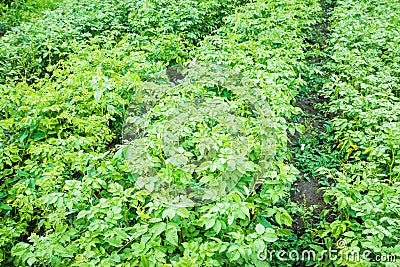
xmin=1 ymin=0 xmax=399 ymax=266
xmin=0 ymin=0 xmax=322 ymax=265
xmin=316 ymin=0 xmax=400 ymax=266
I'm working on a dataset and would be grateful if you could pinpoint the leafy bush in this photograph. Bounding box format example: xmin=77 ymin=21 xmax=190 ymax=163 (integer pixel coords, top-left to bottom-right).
xmin=0 ymin=0 xmax=134 ymax=83
xmin=0 ymin=0 xmax=322 ymax=266
xmin=0 ymin=0 xmax=249 ymax=84
xmin=317 ymin=0 xmax=400 ymax=265
xmin=0 ymin=0 xmax=59 ymax=36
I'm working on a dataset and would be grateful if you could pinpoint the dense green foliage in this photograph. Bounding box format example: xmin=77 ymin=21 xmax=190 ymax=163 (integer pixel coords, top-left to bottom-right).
xmin=121 ymin=63 xmax=277 ymax=207
xmin=0 ymin=0 xmax=319 ymax=265
xmin=317 ymin=0 xmax=400 ymax=265
xmin=0 ymin=0 xmax=247 ymax=83
xmin=0 ymin=0 xmax=59 ymax=36
xmin=0 ymin=0 xmax=399 ymax=266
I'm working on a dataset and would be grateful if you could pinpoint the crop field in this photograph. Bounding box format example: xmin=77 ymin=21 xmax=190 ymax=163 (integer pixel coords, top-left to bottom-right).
xmin=0 ymin=0 xmax=399 ymax=266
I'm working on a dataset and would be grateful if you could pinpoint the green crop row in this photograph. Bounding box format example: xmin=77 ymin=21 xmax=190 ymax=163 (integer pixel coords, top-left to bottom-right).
xmin=0 ymin=0 xmax=59 ymax=36
xmin=0 ymin=0 xmax=322 ymax=266
xmin=318 ymin=0 xmax=400 ymax=266
xmin=0 ymin=0 xmax=248 ymax=84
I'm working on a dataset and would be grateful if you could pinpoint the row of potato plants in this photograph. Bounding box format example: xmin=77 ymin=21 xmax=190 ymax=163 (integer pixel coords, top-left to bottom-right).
xmin=0 ymin=0 xmax=60 ymax=36
xmin=0 ymin=0 xmax=322 ymax=266
xmin=317 ymin=0 xmax=400 ymax=266
xmin=0 ymin=0 xmax=247 ymax=84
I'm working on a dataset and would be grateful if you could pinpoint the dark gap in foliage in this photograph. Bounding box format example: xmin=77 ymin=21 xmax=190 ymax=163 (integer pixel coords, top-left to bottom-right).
xmin=289 ymin=0 xmax=340 ymax=243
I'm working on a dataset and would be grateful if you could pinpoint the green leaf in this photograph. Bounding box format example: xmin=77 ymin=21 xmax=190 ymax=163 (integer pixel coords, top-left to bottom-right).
xmin=204 ymin=218 xmax=216 ymax=230
xmin=110 ymin=253 xmax=121 ymax=263
xmin=162 ymin=208 xmax=176 ymax=220
xmin=275 ymin=211 xmax=292 ymax=227
xmin=27 ymin=258 xmax=36 ymax=266
xmin=94 ymin=91 xmax=103 ymax=101
xmin=263 ymin=229 xmax=278 ymax=242
xmin=213 ymin=220 xmax=222 ymax=234
xmin=31 ymin=131 xmax=45 ymax=140
xmin=255 ymin=223 xmax=265 ymax=235
xmin=19 ymin=130 xmax=29 ymax=143
xmin=151 ymin=222 xmax=166 ymax=237
xmin=228 ymin=215 xmax=235 ymax=225
xmin=106 ymin=237 xmax=123 ymax=247
xmin=0 ymin=202 xmax=12 ymax=211
xmin=166 ymin=224 xmax=178 ymax=246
